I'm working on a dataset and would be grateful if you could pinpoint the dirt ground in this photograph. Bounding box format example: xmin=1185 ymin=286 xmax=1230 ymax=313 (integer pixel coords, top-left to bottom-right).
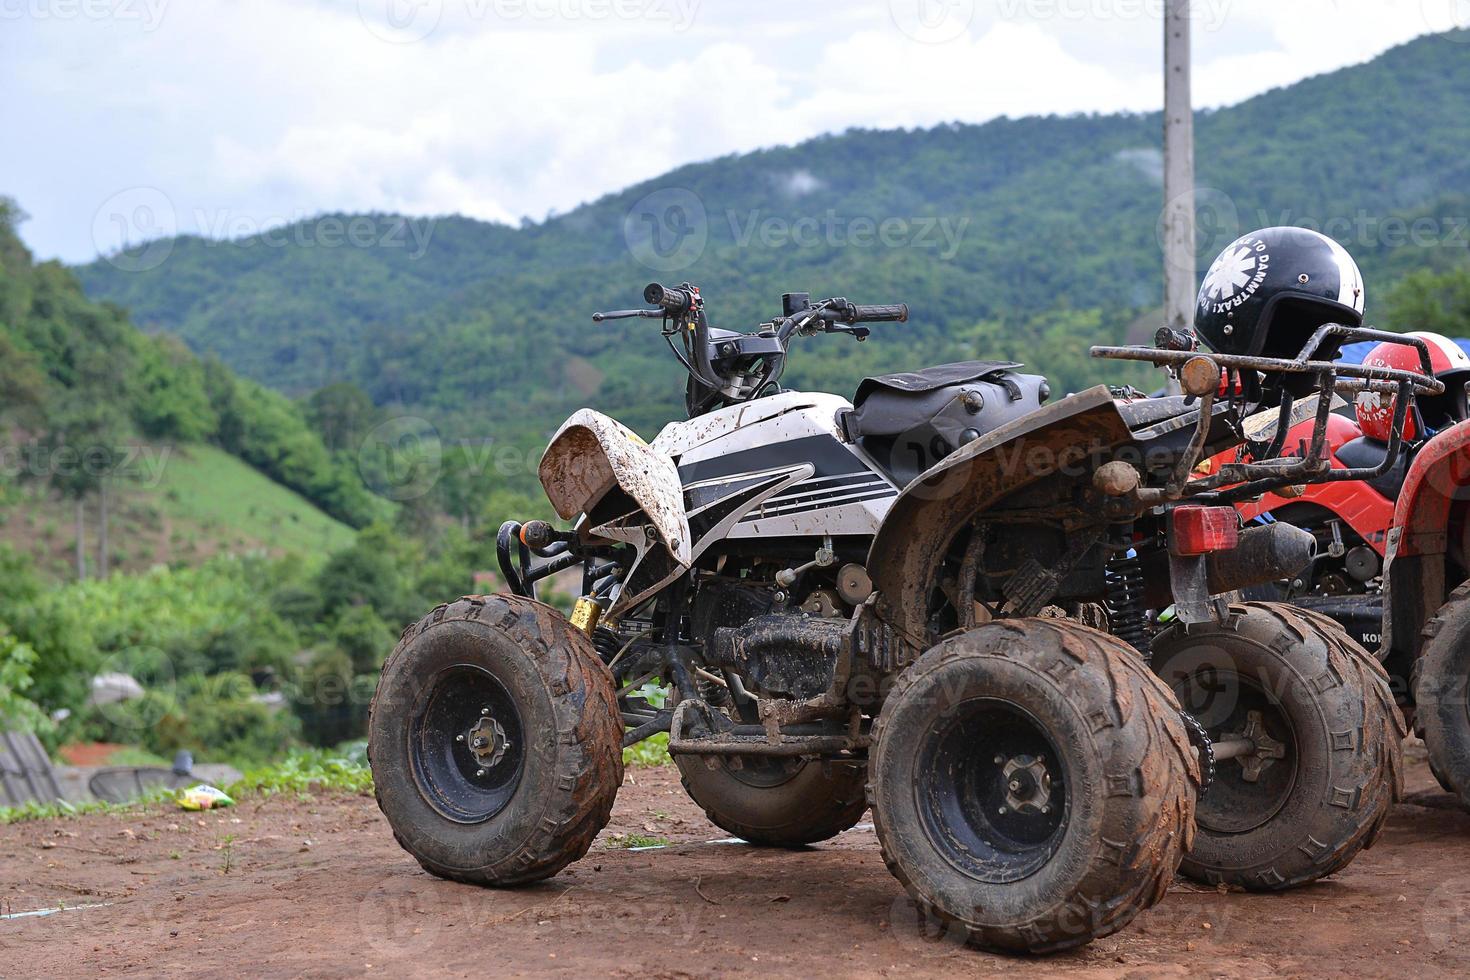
xmin=3 ymin=745 xmax=1469 ymax=979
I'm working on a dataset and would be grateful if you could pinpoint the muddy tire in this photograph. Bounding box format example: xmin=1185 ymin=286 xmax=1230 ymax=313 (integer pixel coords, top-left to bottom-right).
xmin=675 ymin=755 xmax=867 ymax=846
xmin=868 ymin=619 xmax=1198 ymax=954
xmin=1413 ymin=582 xmax=1470 ymax=810
xmin=1152 ymin=601 xmax=1403 ymax=891
xmin=368 ymin=594 xmax=623 ymax=886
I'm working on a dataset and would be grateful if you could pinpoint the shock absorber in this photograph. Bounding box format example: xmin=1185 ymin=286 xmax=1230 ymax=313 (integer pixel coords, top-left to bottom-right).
xmin=697 ymin=673 xmax=731 ymax=708
xmin=591 ymin=625 xmax=622 ymax=665
xmin=1105 ymin=532 xmax=1150 ymax=659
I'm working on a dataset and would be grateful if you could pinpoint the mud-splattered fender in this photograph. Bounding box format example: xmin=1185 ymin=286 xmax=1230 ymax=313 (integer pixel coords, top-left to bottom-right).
xmin=539 ymin=409 xmax=692 ymax=567
xmin=866 ymin=385 xmax=1135 ymax=644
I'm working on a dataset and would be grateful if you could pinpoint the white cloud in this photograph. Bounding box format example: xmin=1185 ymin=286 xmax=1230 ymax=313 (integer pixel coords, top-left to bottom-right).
xmin=0 ymin=0 xmax=1457 ymax=261
xmin=779 ymin=169 xmax=826 ymax=198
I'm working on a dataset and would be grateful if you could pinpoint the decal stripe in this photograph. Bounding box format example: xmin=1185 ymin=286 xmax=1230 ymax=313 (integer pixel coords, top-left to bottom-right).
xmin=688 ymin=472 xmax=799 ymax=542
xmin=738 ymin=487 xmax=897 ymax=523
xmin=684 ymin=474 xmax=771 ymax=512
xmin=774 ymin=472 xmax=883 ymax=493
xmin=760 ymin=477 xmax=891 ymax=510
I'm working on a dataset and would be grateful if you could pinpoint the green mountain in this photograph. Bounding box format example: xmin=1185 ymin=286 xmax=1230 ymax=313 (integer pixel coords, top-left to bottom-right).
xmin=0 ymin=200 xmax=385 ymax=580
xmin=77 ymin=31 xmax=1470 ymax=451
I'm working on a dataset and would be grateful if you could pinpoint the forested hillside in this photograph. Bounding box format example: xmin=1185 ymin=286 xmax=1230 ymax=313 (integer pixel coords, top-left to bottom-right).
xmin=78 ymin=31 xmax=1470 ymax=458
xmin=1 ymin=201 xmax=387 ymax=536
xmin=0 ymin=202 xmax=516 ymax=759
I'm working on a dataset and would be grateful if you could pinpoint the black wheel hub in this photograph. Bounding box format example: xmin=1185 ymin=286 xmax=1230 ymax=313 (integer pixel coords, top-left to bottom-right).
xmin=465 ymin=714 xmax=510 ymax=770
xmin=409 ymin=664 xmax=526 ymax=824
xmin=916 ymin=699 xmax=1069 ymax=883
xmin=1001 ymin=755 xmax=1054 ymax=815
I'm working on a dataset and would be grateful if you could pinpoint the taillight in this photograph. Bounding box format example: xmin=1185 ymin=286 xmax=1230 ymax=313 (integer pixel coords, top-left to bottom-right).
xmin=1171 ymin=506 xmax=1240 ymax=556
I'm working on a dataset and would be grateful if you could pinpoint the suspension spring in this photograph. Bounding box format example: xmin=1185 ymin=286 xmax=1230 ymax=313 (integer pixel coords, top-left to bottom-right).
xmin=1106 ymin=549 xmax=1151 ymax=659
xmin=591 ymin=625 xmax=622 ymax=665
xmin=697 ymin=675 xmax=731 ymax=708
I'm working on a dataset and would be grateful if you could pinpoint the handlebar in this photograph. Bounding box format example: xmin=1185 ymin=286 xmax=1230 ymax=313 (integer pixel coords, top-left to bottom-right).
xmin=830 ymin=302 xmax=909 ymax=325
xmin=776 ymin=299 xmax=910 ymax=341
xmin=593 ymin=283 xmax=910 ymax=418
xmin=617 ymin=285 xmax=908 ymax=331
xmin=644 ymin=282 xmax=696 ymax=315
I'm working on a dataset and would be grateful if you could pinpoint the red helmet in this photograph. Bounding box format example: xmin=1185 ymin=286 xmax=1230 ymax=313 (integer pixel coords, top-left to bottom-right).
xmin=1354 ymin=331 xmax=1470 ymax=441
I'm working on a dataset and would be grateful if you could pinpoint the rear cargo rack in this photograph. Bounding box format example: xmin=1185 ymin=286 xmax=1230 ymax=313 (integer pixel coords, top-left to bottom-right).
xmin=1090 ymin=323 xmax=1443 ymax=506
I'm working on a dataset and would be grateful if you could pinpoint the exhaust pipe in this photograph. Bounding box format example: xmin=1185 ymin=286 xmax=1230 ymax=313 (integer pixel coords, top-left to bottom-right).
xmin=1205 ymin=522 xmax=1317 ymax=595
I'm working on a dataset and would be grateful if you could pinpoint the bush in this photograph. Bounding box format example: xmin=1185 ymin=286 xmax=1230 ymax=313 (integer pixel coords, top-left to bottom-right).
xmin=79 ymin=672 xmax=301 ymax=767
xmin=0 ymin=628 xmax=49 ymax=733
xmin=331 ymin=604 xmax=396 ymax=674
xmin=291 ymin=648 xmax=376 ymax=748
xmin=234 ymin=747 xmax=373 ymax=796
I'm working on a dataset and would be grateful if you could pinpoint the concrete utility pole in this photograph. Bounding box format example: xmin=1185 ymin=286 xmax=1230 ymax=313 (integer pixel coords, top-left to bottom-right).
xmin=1162 ymin=0 xmax=1196 ymax=340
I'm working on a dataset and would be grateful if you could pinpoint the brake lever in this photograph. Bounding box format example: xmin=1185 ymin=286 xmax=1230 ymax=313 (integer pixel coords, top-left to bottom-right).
xmin=824 ymin=323 xmax=870 ymax=341
xmin=777 ymin=308 xmax=820 ymax=341
xmin=592 ymin=309 xmax=664 ymax=322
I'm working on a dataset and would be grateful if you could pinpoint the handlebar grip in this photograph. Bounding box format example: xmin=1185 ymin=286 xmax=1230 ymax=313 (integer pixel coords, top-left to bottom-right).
xmin=644 ymin=282 xmax=695 ymax=314
xmin=847 ymin=303 xmax=909 ymax=324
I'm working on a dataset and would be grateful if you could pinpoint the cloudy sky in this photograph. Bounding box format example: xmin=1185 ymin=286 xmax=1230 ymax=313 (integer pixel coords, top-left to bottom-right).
xmin=2 ymin=0 xmax=1463 ymax=263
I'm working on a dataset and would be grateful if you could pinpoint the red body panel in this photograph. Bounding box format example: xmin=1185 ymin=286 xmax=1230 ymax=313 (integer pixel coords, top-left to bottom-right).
xmin=1392 ymin=419 xmax=1470 ymax=559
xmin=1209 ymin=414 xmax=1396 ymax=555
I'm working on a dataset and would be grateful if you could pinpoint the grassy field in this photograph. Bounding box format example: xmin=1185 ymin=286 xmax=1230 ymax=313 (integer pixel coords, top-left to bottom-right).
xmin=0 ymin=443 xmax=355 ymax=580
xmin=154 ymin=445 xmax=355 ymax=555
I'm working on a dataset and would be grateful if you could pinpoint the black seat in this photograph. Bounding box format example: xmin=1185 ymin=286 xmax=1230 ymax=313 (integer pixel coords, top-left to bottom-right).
xmin=847 ymin=361 xmax=1026 ymax=438
xmin=1335 ymin=436 xmax=1411 ymax=499
xmin=844 ymin=361 xmax=1050 ymax=486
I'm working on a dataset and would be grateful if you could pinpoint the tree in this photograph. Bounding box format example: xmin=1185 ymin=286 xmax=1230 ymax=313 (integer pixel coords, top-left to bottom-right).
xmin=331 ymin=604 xmax=396 ymax=674
xmin=133 ymin=334 xmax=218 ymax=442
xmin=1383 ymin=267 xmax=1470 ymax=336
xmin=314 ymin=523 xmax=421 ymax=627
xmin=306 ymin=382 xmax=379 ymax=453
xmin=0 ymin=333 xmax=45 ymax=420
xmin=40 ymin=392 xmax=130 ymax=579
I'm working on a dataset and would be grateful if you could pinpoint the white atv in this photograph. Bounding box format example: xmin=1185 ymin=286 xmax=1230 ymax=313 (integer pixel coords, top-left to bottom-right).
xmin=369 ymin=281 xmax=1416 ymax=953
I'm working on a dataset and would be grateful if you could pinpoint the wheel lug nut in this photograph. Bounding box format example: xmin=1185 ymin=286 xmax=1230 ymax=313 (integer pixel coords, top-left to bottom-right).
xmin=998 ymin=806 xmax=1007 ymax=815
xmin=994 ymin=755 xmax=1004 ymax=765
xmin=456 ymin=734 xmax=465 ymax=742
xmin=481 ymin=707 xmax=490 ymax=715
xmin=475 ymin=768 xmax=486 ymax=778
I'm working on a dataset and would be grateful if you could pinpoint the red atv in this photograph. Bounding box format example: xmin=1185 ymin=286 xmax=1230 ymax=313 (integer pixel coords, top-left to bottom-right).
xmin=1204 ymin=329 xmax=1470 ymax=807
xmin=1205 ymin=331 xmax=1470 ymax=651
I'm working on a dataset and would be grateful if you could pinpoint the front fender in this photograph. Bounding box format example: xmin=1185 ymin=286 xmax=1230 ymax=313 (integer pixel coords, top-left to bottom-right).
xmin=1391 ymin=419 xmax=1470 ymax=559
xmin=539 ymin=409 xmax=692 ymax=566
xmin=866 ymin=385 xmax=1134 ymax=643
xmin=1382 ymin=419 xmax=1470 ymax=661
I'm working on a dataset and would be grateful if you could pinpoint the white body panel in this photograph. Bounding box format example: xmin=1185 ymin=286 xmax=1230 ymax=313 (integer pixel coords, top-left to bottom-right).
xmin=651 ymin=391 xmax=833 ymax=456
xmin=654 ymin=392 xmax=899 ymax=538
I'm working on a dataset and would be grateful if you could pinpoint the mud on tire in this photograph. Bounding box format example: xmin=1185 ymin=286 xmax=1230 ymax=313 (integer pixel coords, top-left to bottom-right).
xmin=1413 ymin=581 xmax=1470 ymax=810
xmin=1152 ymin=601 xmax=1404 ymax=891
xmin=368 ymin=594 xmax=623 ymax=886
xmin=867 ymin=618 xmax=1199 ymax=955
xmin=675 ymin=755 xmax=867 ymax=847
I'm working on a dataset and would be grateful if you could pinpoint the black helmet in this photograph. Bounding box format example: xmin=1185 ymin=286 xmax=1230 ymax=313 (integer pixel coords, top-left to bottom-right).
xmin=1195 ymin=226 xmax=1365 ymax=360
